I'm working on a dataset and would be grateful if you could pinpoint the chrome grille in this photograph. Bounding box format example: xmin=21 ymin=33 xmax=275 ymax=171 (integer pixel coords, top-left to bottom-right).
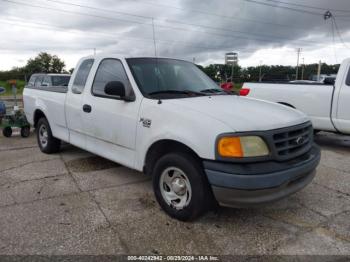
xmin=271 ymin=123 xmax=313 ymax=161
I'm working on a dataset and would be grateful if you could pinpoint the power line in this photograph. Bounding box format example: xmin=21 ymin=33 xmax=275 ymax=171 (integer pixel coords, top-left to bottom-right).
xmin=263 ymin=0 xmax=350 ymax=13
xmin=1 ymin=17 xmax=313 ymax=58
xmin=0 ymin=17 xmax=286 ymax=54
xmin=0 ymin=0 xmax=318 ymax=45
xmin=244 ymin=0 xmax=323 ymax=16
xmin=125 ymin=0 xmax=308 ymax=30
xmin=332 ymin=16 xmax=350 ymax=50
xmin=324 ymin=11 xmax=350 ymax=51
xmin=42 ymin=0 xmax=314 ymax=43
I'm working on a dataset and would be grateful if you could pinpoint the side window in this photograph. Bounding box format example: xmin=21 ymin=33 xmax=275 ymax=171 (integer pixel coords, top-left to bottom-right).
xmin=92 ymin=59 xmax=130 ymax=98
xmin=34 ymin=76 xmax=44 ymax=87
xmin=72 ymin=59 xmax=94 ymax=94
xmin=42 ymin=76 xmax=51 ymax=87
xmin=346 ymin=67 xmax=350 ymax=86
xmin=28 ymin=76 xmax=36 ymax=87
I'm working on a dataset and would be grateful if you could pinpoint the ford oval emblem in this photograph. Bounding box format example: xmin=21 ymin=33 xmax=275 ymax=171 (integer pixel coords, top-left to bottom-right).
xmin=294 ymin=136 xmax=305 ymax=145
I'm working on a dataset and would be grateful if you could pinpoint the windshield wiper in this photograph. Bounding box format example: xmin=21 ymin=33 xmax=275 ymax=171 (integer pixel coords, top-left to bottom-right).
xmin=148 ymin=90 xmax=207 ymax=96
xmin=200 ymin=88 xmax=238 ymax=95
xmin=200 ymin=88 xmax=223 ymax=93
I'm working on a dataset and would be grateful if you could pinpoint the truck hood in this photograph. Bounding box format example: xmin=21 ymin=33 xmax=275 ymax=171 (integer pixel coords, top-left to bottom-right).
xmin=167 ymin=95 xmax=309 ymax=132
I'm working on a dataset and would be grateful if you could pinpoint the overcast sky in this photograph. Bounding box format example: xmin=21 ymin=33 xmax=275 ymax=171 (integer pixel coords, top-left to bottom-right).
xmin=0 ymin=0 xmax=350 ymax=70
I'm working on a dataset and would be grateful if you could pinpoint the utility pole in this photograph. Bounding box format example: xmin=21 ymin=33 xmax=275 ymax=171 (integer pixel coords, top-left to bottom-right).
xmin=259 ymin=60 xmax=263 ymax=82
xmin=231 ymin=62 xmax=234 ymax=82
xmin=93 ymin=48 xmax=96 ymax=55
xmin=296 ymin=48 xmax=301 ymax=80
xmin=301 ymin=57 xmax=305 ymax=80
xmin=317 ymin=60 xmax=322 ymax=82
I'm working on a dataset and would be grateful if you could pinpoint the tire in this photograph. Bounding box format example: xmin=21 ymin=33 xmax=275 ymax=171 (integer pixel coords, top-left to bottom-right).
xmin=2 ymin=126 xmax=12 ymax=137
xmin=36 ymin=117 xmax=61 ymax=154
xmin=152 ymin=152 xmax=212 ymax=221
xmin=20 ymin=126 xmax=31 ymax=138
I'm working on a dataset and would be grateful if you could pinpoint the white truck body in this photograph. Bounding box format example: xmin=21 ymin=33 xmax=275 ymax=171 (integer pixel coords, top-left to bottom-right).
xmin=242 ymin=58 xmax=350 ymax=134
xmin=24 ymin=54 xmax=320 ymax=220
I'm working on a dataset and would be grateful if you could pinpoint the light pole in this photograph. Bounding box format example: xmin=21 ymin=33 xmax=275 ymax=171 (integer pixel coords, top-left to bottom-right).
xmin=301 ymin=57 xmax=305 ymax=80
xmin=296 ymin=48 xmax=302 ymax=80
xmin=259 ymin=60 xmax=263 ymax=82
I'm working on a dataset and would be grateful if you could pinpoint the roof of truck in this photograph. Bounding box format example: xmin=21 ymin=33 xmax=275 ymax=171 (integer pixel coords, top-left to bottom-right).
xmin=80 ymin=53 xmax=185 ymax=61
xmin=31 ymin=73 xmax=71 ymax=76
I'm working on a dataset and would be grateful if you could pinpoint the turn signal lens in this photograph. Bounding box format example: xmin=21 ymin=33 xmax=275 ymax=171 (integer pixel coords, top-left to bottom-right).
xmin=217 ymin=136 xmax=269 ymax=158
xmin=218 ymin=137 xmax=243 ymax=157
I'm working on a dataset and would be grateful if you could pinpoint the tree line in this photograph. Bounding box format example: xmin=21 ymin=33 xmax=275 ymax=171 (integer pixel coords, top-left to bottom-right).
xmin=198 ymin=63 xmax=340 ymax=83
xmin=0 ymin=52 xmax=340 ymax=84
xmin=0 ymin=52 xmax=69 ymax=82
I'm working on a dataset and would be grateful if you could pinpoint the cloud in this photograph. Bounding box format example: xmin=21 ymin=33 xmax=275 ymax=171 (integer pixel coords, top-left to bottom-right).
xmin=0 ymin=0 xmax=349 ymax=70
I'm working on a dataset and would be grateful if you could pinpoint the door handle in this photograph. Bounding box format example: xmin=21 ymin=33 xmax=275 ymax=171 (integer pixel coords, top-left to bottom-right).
xmin=83 ymin=104 xmax=92 ymax=113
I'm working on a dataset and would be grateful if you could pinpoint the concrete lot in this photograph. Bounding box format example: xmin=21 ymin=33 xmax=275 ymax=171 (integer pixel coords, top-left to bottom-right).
xmin=0 ymin=131 xmax=349 ymax=256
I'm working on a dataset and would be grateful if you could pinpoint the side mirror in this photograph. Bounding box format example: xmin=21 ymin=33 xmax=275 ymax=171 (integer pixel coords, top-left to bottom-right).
xmin=104 ymin=81 xmax=126 ymax=97
xmin=104 ymin=81 xmax=135 ymax=101
xmin=324 ymin=77 xmax=335 ymax=85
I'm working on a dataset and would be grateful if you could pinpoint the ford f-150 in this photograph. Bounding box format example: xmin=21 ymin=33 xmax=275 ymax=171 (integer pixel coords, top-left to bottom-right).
xmin=24 ymin=55 xmax=320 ymax=221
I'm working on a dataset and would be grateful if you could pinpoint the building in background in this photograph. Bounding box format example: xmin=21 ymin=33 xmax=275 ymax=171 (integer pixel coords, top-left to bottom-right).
xmin=225 ymin=52 xmax=238 ymax=66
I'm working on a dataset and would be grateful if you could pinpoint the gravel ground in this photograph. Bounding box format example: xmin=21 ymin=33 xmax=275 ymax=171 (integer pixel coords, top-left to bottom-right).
xmin=0 ymin=131 xmax=349 ymax=256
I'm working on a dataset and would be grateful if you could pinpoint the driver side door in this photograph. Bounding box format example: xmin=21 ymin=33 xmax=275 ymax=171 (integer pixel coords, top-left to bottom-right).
xmin=82 ymin=58 xmax=140 ymax=168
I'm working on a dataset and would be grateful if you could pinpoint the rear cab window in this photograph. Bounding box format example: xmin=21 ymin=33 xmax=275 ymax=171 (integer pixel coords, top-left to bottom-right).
xmin=72 ymin=59 xmax=94 ymax=94
xmin=28 ymin=75 xmax=37 ymax=87
xmin=34 ymin=76 xmax=44 ymax=87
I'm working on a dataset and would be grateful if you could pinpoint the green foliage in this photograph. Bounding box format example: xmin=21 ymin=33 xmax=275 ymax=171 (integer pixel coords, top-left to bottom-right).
xmin=0 ymin=80 xmax=26 ymax=96
xmin=24 ymin=52 xmax=66 ymax=75
xmin=0 ymin=52 xmax=67 ymax=88
xmin=199 ymin=62 xmax=340 ymax=84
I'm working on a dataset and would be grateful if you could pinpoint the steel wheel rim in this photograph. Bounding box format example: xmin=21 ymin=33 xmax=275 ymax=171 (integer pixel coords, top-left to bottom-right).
xmin=39 ymin=125 xmax=48 ymax=147
xmin=159 ymin=167 xmax=192 ymax=210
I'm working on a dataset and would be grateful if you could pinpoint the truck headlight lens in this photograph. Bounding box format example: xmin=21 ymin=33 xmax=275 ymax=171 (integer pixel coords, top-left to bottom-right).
xmin=218 ymin=136 xmax=269 ymax=158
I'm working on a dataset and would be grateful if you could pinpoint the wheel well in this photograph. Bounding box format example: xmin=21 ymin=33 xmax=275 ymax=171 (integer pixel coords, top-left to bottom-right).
xmin=278 ymin=102 xmax=295 ymax=109
xmin=33 ymin=110 xmax=46 ymax=128
xmin=144 ymin=140 xmax=201 ymax=175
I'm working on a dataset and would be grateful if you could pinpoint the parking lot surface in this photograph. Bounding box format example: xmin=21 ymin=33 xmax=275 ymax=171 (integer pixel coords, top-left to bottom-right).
xmin=0 ymin=131 xmax=349 ymax=255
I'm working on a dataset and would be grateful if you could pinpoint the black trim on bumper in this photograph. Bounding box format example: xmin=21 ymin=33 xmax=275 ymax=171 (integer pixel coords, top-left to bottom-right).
xmin=204 ymin=144 xmax=320 ymax=207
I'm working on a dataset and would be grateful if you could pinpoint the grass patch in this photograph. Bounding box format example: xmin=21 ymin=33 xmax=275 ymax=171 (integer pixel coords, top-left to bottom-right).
xmin=0 ymin=80 xmax=26 ymax=96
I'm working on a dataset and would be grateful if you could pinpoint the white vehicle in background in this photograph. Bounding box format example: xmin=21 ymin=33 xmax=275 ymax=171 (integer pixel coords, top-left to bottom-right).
xmin=242 ymin=58 xmax=350 ymax=135
xmin=24 ymin=54 xmax=320 ymax=221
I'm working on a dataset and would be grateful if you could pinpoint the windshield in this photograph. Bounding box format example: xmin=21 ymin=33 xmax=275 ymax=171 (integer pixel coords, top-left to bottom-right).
xmin=51 ymin=76 xmax=71 ymax=86
xmin=126 ymin=58 xmax=223 ymax=98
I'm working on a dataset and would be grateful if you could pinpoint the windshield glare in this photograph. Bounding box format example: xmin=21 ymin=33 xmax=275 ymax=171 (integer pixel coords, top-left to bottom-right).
xmin=126 ymin=58 xmax=221 ymax=97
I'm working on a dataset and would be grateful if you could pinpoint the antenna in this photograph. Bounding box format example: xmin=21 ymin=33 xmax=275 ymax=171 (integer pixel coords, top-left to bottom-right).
xmin=152 ymin=18 xmax=157 ymax=57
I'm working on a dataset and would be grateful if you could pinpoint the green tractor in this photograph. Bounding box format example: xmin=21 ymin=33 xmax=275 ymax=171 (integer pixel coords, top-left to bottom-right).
xmin=0 ymin=83 xmax=30 ymax=138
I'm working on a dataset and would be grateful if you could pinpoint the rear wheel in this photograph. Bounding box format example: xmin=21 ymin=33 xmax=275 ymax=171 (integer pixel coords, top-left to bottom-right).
xmin=36 ymin=117 xmax=61 ymax=153
xmin=152 ymin=152 xmax=211 ymax=221
xmin=2 ymin=126 xmax=12 ymax=137
xmin=20 ymin=126 xmax=31 ymax=138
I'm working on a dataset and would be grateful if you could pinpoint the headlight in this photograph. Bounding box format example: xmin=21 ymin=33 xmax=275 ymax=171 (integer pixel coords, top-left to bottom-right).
xmin=217 ymin=136 xmax=269 ymax=158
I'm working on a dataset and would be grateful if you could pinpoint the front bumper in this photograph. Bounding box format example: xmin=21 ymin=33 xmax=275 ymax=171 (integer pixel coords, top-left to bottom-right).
xmin=203 ymin=144 xmax=321 ymax=207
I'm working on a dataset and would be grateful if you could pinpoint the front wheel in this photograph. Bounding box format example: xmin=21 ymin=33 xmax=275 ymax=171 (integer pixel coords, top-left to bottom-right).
xmin=152 ymin=152 xmax=212 ymax=221
xmin=36 ymin=117 xmax=61 ymax=154
xmin=2 ymin=126 xmax=12 ymax=137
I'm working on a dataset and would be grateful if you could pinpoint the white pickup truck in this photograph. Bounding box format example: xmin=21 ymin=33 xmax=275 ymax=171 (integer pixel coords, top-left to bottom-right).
xmin=242 ymin=58 xmax=350 ymax=135
xmin=24 ymin=55 xmax=320 ymax=221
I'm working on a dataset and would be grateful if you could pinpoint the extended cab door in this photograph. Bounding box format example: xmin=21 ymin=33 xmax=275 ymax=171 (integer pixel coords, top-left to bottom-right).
xmin=334 ymin=64 xmax=350 ymax=133
xmin=65 ymin=58 xmax=95 ymax=148
xmin=81 ymin=58 xmax=141 ymax=168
